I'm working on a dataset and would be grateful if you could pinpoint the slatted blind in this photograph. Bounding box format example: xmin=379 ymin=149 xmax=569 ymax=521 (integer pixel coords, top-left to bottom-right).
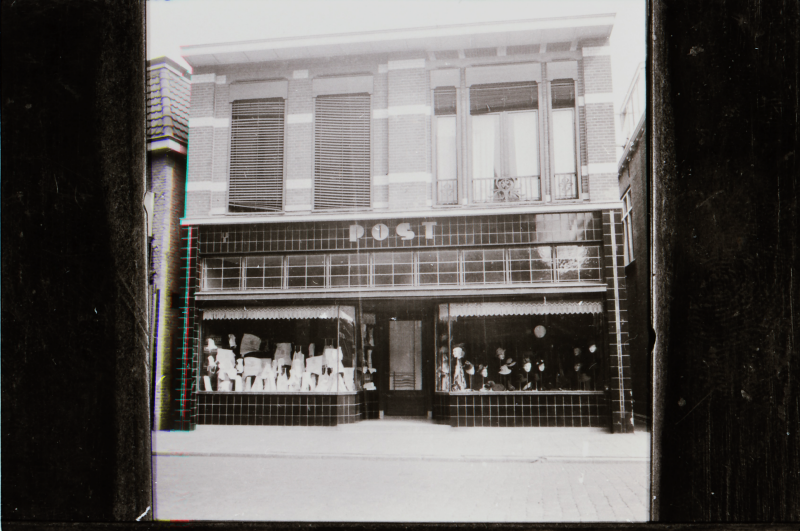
xmin=470 ymin=82 xmax=538 ymax=115
xmin=228 ymin=98 xmax=285 ymax=212
xmin=551 ymin=80 xmax=576 ymax=108
xmin=434 ymin=87 xmax=457 ymax=115
xmin=314 ymin=93 xmax=371 ymax=210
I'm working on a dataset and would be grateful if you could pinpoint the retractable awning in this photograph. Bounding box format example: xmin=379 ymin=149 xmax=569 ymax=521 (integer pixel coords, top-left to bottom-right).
xmin=439 ymin=300 xmax=603 ymax=319
xmin=203 ymin=305 xmax=355 ymax=322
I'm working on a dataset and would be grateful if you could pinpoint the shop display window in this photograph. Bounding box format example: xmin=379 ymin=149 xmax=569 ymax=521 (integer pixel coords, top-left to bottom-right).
xmin=199 ymin=305 xmax=360 ymax=394
xmin=437 ymin=302 xmax=605 ymax=393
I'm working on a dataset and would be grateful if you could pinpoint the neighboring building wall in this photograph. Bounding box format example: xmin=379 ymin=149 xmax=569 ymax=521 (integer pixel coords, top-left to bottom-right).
xmin=619 ymin=125 xmax=649 ymax=429
xmin=149 ymin=152 xmax=186 ymax=430
xmin=147 ymin=57 xmax=190 ymax=430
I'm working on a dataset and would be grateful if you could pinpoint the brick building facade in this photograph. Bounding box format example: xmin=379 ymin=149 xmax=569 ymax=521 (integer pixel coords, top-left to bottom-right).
xmin=172 ymin=15 xmax=635 ymax=433
xmin=146 ymin=57 xmax=190 ymax=430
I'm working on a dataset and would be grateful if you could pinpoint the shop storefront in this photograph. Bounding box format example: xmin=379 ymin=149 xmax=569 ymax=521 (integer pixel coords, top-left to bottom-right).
xmin=176 ymin=210 xmax=631 ymax=430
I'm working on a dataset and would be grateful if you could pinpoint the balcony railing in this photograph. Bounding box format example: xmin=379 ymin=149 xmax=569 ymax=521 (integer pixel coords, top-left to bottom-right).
xmin=553 ymin=173 xmax=578 ymax=200
xmin=437 ymin=180 xmax=459 ymax=205
xmin=471 ymin=176 xmax=541 ymax=204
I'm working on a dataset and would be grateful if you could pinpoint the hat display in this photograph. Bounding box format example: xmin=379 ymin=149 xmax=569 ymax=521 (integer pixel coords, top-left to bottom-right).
xmin=240 ymin=333 xmax=262 ymax=355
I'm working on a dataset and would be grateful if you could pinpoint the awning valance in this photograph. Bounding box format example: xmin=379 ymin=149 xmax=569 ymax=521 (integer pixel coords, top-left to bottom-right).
xmin=439 ymin=301 xmax=603 ymax=319
xmin=203 ymin=305 xmax=355 ymax=321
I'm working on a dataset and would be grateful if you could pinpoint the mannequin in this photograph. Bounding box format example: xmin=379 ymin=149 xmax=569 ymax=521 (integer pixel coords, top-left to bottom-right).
xmin=451 ymin=346 xmax=466 ymax=391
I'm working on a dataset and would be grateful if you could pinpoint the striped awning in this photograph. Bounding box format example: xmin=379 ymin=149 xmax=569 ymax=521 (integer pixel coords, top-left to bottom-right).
xmin=203 ymin=305 xmax=355 ymax=321
xmin=439 ymin=301 xmax=603 ymax=319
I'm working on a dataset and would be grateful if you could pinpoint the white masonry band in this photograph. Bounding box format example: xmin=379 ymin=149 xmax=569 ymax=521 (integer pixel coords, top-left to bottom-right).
xmin=187 ymin=181 xmax=227 ymax=192
xmin=189 ymin=117 xmax=230 ymax=128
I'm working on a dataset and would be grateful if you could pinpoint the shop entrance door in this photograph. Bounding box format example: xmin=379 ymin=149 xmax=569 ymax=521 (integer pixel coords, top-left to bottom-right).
xmin=386 ymin=320 xmax=425 ymax=416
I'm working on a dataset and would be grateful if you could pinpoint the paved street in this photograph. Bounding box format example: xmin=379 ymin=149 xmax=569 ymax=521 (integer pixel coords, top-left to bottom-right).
xmin=152 ymin=420 xmax=650 ymax=522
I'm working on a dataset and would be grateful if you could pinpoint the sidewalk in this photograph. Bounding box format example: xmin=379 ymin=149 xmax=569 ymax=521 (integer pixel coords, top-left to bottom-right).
xmin=152 ymin=419 xmax=651 ymax=462
xmin=152 ymin=419 xmax=651 ymax=522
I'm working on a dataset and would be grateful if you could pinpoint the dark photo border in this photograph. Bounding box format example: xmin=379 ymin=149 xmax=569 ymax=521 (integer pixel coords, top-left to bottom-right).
xmin=1 ymin=0 xmax=798 ymax=528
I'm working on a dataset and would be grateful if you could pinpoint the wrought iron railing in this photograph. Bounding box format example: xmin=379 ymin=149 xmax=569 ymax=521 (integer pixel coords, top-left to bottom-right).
xmin=436 ymin=180 xmax=458 ymax=205
xmin=471 ymin=176 xmax=541 ymax=203
xmin=553 ymin=173 xmax=578 ymax=200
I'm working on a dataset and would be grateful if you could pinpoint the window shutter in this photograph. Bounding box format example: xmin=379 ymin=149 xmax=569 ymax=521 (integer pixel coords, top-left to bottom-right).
xmin=314 ymin=93 xmax=371 ymax=210
xmin=228 ymin=98 xmax=285 ymax=212
xmin=470 ymin=82 xmax=538 ymax=115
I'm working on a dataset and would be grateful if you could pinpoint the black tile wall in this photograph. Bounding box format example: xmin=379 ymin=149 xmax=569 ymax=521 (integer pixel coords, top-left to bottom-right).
xmin=197 ymin=392 xmax=367 ymax=426
xmin=435 ymin=392 xmax=609 ymax=428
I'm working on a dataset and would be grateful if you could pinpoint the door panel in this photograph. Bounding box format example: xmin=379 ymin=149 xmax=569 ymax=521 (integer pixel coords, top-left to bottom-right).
xmin=386 ymin=320 xmax=425 ymax=416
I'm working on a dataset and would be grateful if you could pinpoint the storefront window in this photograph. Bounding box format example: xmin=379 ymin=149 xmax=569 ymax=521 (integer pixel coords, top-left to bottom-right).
xmin=436 ymin=302 xmax=604 ymax=392
xmin=199 ymin=305 xmax=359 ymax=393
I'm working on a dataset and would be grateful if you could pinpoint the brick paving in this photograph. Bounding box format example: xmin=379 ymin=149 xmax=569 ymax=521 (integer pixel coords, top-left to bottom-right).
xmin=152 ymin=419 xmax=650 ymax=522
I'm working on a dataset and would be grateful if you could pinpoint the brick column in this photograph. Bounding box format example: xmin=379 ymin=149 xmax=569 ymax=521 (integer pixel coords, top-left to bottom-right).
xmin=174 ymin=225 xmax=200 ymax=431
xmin=387 ymin=56 xmax=431 ymax=209
xmin=372 ymin=64 xmax=389 ymax=209
xmin=209 ymin=78 xmax=230 ymax=215
xmin=582 ymin=48 xmax=618 ymax=202
xmin=151 ymin=152 xmax=186 ymax=430
xmin=285 ymin=71 xmax=313 ymax=212
xmin=185 ymin=73 xmax=216 ymax=217
xmin=602 ymin=209 xmax=634 ymax=432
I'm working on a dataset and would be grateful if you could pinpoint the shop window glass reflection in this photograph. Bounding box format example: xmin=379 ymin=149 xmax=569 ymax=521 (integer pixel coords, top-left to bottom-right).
xmin=555 ymin=245 xmax=601 ymax=281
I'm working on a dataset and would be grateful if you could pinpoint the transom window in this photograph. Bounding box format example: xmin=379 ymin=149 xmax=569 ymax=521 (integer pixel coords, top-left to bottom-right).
xmin=201 ymin=245 xmax=601 ymax=291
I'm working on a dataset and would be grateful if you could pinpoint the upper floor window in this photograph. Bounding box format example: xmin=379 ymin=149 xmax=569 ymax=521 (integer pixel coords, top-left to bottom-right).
xmin=314 ymin=93 xmax=371 ymax=211
xmin=228 ymin=98 xmax=285 ymax=212
xmin=470 ymin=82 xmax=541 ymax=203
xmin=550 ymin=80 xmax=578 ymax=200
xmin=622 ymin=189 xmax=634 ymax=265
xmin=434 ymin=87 xmax=459 ymax=205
